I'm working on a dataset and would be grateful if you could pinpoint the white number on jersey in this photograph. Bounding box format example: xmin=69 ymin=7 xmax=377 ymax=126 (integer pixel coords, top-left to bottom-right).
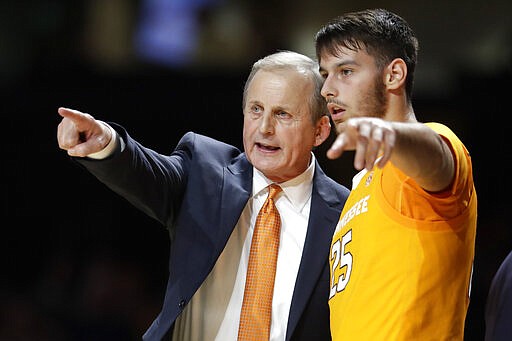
xmin=329 ymin=229 xmax=353 ymax=299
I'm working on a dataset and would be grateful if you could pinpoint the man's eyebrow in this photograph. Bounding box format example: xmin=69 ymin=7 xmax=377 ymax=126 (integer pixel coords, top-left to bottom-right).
xmin=271 ymin=105 xmax=290 ymax=113
xmin=246 ymin=99 xmax=262 ymax=106
xmin=320 ymin=60 xmax=358 ymax=72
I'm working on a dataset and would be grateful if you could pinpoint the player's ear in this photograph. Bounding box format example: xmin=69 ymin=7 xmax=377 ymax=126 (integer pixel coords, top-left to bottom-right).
xmin=384 ymin=58 xmax=407 ymax=90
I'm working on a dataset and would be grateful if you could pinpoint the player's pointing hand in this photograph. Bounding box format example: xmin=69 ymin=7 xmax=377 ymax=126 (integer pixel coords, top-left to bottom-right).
xmin=327 ymin=117 xmax=396 ymax=171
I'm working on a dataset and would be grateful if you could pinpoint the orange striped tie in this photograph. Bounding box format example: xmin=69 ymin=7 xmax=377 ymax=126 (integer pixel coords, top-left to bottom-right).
xmin=238 ymin=184 xmax=282 ymax=341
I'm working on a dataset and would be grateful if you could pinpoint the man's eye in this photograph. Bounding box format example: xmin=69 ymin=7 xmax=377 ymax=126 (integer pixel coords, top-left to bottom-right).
xmin=276 ymin=111 xmax=292 ymax=120
xmin=252 ymin=105 xmax=262 ymax=113
xmin=341 ymin=69 xmax=353 ymax=76
xmin=248 ymin=105 xmax=263 ymax=117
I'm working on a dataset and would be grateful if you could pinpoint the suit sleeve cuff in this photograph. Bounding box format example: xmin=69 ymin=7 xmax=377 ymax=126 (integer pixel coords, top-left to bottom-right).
xmin=87 ymin=121 xmax=125 ymax=159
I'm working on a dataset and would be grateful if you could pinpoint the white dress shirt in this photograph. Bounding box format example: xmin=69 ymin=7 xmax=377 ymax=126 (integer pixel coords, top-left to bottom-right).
xmin=172 ymin=156 xmax=316 ymax=341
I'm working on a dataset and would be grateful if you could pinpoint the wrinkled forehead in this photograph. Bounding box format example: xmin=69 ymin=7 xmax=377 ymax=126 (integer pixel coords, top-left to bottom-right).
xmin=246 ymin=70 xmax=313 ymax=113
xmin=248 ymin=69 xmax=312 ymax=95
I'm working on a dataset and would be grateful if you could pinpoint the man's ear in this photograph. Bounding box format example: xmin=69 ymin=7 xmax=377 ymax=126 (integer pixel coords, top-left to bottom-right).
xmin=384 ymin=58 xmax=407 ymax=90
xmin=314 ymin=115 xmax=331 ymax=147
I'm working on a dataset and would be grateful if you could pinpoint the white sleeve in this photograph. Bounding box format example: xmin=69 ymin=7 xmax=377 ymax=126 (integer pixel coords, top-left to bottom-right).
xmin=86 ymin=121 xmax=125 ymax=159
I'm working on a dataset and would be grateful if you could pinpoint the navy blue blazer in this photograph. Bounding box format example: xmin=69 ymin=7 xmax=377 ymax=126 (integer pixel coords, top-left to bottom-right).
xmin=78 ymin=124 xmax=350 ymax=341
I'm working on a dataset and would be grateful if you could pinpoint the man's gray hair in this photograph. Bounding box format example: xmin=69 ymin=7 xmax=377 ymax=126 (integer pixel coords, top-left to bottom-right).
xmin=242 ymin=51 xmax=327 ymax=123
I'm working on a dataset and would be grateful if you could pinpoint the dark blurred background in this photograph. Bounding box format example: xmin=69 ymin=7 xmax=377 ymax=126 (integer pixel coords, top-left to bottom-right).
xmin=1 ymin=0 xmax=510 ymax=340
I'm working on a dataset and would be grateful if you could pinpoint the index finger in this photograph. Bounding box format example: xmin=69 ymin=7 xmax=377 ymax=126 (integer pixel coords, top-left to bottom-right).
xmin=58 ymin=107 xmax=97 ymax=130
xmin=58 ymin=107 xmax=88 ymax=122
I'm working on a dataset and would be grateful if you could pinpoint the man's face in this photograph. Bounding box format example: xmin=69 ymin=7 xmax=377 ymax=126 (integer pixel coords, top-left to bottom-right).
xmin=319 ymin=47 xmax=387 ymax=131
xmin=242 ymin=69 xmax=328 ymax=183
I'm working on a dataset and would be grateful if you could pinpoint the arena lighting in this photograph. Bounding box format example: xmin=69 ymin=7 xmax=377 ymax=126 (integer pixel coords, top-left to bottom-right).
xmin=134 ymin=0 xmax=222 ymax=68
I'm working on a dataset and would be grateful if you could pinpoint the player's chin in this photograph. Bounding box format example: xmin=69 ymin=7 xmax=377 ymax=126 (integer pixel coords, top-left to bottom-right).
xmin=334 ymin=121 xmax=347 ymax=134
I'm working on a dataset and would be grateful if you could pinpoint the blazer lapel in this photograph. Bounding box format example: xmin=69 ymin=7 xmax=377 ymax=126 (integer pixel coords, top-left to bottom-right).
xmin=213 ymin=154 xmax=252 ymax=255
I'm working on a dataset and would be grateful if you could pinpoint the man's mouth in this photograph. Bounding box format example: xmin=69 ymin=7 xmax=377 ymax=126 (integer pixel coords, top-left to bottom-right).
xmin=327 ymin=103 xmax=345 ymax=123
xmin=256 ymin=142 xmax=280 ymax=152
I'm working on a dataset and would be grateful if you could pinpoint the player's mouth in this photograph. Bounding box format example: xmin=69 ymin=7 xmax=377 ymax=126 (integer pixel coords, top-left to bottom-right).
xmin=327 ymin=103 xmax=346 ymax=123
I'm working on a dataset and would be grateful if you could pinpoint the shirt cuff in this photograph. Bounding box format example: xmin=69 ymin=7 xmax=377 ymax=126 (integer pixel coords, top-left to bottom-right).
xmin=87 ymin=121 xmax=120 ymax=159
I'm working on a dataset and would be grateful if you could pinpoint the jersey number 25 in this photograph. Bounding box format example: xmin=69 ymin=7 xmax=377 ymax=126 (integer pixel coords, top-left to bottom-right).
xmin=330 ymin=230 xmax=353 ymax=299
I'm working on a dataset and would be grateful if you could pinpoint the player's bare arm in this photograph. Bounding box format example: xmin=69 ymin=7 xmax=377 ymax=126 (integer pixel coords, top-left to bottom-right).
xmin=390 ymin=122 xmax=455 ymax=192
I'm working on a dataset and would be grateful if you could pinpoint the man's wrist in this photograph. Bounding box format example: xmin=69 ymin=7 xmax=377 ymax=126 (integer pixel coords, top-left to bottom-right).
xmin=87 ymin=121 xmax=119 ymax=159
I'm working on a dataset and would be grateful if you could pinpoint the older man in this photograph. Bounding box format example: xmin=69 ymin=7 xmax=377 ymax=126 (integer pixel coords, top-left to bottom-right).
xmin=57 ymin=51 xmax=350 ymax=341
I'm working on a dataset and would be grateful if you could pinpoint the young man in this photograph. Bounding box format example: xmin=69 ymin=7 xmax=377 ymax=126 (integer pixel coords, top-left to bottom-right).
xmin=315 ymin=8 xmax=477 ymax=340
xmin=56 ymin=51 xmax=349 ymax=341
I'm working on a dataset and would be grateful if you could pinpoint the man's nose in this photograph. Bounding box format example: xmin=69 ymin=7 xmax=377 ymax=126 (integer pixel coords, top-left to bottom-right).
xmin=259 ymin=112 xmax=275 ymax=134
xmin=321 ymin=76 xmax=338 ymax=99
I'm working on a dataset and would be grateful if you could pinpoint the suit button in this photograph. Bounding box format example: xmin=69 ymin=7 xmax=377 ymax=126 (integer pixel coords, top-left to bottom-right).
xmin=178 ymin=300 xmax=186 ymax=309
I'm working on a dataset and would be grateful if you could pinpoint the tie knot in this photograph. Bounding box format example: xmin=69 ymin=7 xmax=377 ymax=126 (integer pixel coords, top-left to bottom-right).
xmin=268 ymin=184 xmax=282 ymax=200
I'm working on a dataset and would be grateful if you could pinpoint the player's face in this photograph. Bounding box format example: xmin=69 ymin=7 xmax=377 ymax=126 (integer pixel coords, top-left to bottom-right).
xmin=319 ymin=47 xmax=388 ymax=130
xmin=243 ymin=69 xmax=329 ymax=183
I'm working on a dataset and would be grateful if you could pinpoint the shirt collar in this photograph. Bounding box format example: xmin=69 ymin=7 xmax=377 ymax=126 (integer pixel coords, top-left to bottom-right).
xmin=252 ymin=152 xmax=316 ymax=211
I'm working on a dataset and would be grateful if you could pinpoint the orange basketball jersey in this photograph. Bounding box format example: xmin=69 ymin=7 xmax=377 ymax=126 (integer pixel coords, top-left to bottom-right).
xmin=329 ymin=123 xmax=477 ymax=340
